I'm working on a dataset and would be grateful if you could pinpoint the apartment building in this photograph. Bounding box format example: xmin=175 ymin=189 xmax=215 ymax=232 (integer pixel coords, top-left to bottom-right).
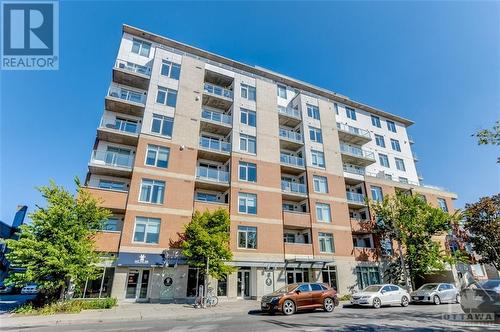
xmin=84 ymin=25 xmax=457 ymax=302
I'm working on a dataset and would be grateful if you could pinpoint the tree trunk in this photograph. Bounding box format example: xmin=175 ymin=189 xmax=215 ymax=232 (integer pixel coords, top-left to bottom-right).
xmin=397 ymin=239 xmax=411 ymax=291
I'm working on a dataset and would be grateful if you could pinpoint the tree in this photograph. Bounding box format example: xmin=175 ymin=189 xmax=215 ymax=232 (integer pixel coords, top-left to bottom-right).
xmin=4 ymin=179 xmax=110 ymax=303
xmin=181 ymin=209 xmax=235 ymax=280
xmin=370 ymin=193 xmax=459 ymax=289
xmin=472 ymin=120 xmax=500 ymax=162
xmin=463 ymin=194 xmax=500 ymax=270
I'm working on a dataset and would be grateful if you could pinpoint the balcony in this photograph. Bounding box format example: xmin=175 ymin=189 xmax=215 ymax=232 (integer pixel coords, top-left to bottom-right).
xmin=283 ymin=211 xmax=311 ymax=228
xmin=195 ymin=166 xmax=230 ymax=191
xmin=93 ymin=231 xmax=121 ymax=253
xmin=336 ymin=123 xmax=371 ymax=145
xmin=97 ymin=117 xmax=140 ymax=146
xmin=202 ymin=82 xmax=233 ymax=110
xmin=280 ymin=153 xmax=305 ymax=174
xmin=105 ymin=84 xmax=146 ymax=117
xmin=408 ymin=135 xmax=415 ymax=144
xmin=350 ymin=218 xmax=374 ymax=233
xmin=354 ymin=247 xmax=378 ymax=262
xmin=200 ymin=108 xmax=232 ymax=135
xmin=281 ymin=181 xmax=307 ymax=201
xmin=343 ymin=164 xmax=365 ymax=183
xmin=340 ymin=143 xmax=376 ymax=166
xmin=278 ymin=106 xmax=302 ymax=127
xmin=84 ymin=187 xmax=128 ymax=212
xmin=113 ymin=60 xmax=151 ymax=90
xmin=198 ymin=137 xmax=231 ymax=162
xmin=284 ymin=242 xmax=314 ymax=259
xmin=279 ymin=128 xmax=303 ymax=150
xmin=88 ymin=150 xmax=134 ymax=178
xmin=346 ymin=191 xmax=367 ymax=208
xmin=413 ymin=152 xmax=419 ymax=162
xmin=194 ymin=200 xmax=229 ymax=213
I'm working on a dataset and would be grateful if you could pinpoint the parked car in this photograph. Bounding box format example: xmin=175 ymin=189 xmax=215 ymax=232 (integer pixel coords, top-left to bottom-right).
xmin=410 ymin=283 xmax=460 ymax=304
xmin=20 ymin=284 xmax=38 ymax=295
xmin=0 ymin=282 xmax=14 ymax=294
xmin=351 ymin=284 xmax=410 ymax=309
xmin=261 ymin=282 xmax=338 ymax=315
xmin=460 ymin=279 xmax=500 ymax=316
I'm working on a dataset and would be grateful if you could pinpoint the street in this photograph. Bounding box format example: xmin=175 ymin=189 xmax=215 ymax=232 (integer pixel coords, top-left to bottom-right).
xmin=1 ymin=302 xmax=498 ymax=332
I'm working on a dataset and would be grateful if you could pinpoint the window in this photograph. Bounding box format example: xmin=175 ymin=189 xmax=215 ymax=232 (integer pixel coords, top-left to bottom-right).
xmin=277 ymin=85 xmax=287 ymax=98
xmin=387 ymin=120 xmax=397 ymax=133
xmin=239 ymin=162 xmax=257 ymax=182
xmin=240 ymin=108 xmax=256 ymax=127
xmin=391 ymin=139 xmax=401 ymax=152
xmin=139 ymin=179 xmax=165 ymax=204
xmin=297 ymin=284 xmax=311 ymax=292
xmin=311 ymin=150 xmax=325 ymax=168
xmin=316 ymin=203 xmax=331 ymax=223
xmin=217 ymin=276 xmax=227 ymax=296
xmin=309 ymin=127 xmax=323 ymax=143
xmin=399 ymin=177 xmax=408 ymax=184
xmin=283 ymin=233 xmax=295 ymax=243
xmin=310 ymin=283 xmax=323 ymax=291
xmin=416 ymin=194 xmax=427 ymax=203
xmin=353 ymin=235 xmax=372 ymax=248
xmin=334 ymin=103 xmax=339 ymax=115
xmin=195 ymin=192 xmax=218 ymax=202
xmin=160 ymin=60 xmax=181 ymax=80
xmin=240 ymin=84 xmax=256 ymax=101
xmin=238 ymin=193 xmax=257 ymax=214
xmin=238 ymin=226 xmax=257 ymax=249
xmin=98 ymin=179 xmax=126 ymax=191
xmin=370 ymin=186 xmax=383 ymax=202
xmin=113 ymin=117 xmax=138 ymax=133
xmin=103 ymin=217 xmax=119 ymax=231
xmin=151 ymin=114 xmax=174 ymax=137
xmin=131 ymin=38 xmax=151 ymax=57
xmin=395 ymin=158 xmax=406 ymax=171
xmin=375 ymin=134 xmax=385 ymax=148
xmin=313 ymin=176 xmax=328 ymax=193
xmin=133 ymin=217 xmax=160 ymax=244
xmin=319 ymin=233 xmax=334 ymax=253
xmin=145 ymin=144 xmax=170 ymax=168
xmin=156 ymin=86 xmax=177 ymax=107
xmin=380 ymin=238 xmax=393 ymax=256
xmin=239 ymin=134 xmax=256 ymax=154
xmin=437 ymin=198 xmax=448 ymax=212
xmin=379 ymin=153 xmax=390 ymax=168
xmin=307 ymin=104 xmax=320 ymax=120
xmin=346 ymin=107 xmax=357 ymax=120
xmin=371 ymin=115 xmax=381 ymax=128
xmin=356 ymin=266 xmax=381 ymax=289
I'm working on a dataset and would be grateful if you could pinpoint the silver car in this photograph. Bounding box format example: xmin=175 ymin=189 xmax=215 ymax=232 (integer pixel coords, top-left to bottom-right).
xmin=351 ymin=284 xmax=411 ymax=309
xmin=410 ymin=283 xmax=459 ymax=304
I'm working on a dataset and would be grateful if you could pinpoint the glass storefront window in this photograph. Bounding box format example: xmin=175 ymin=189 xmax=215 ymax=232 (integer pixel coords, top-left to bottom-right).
xmin=73 ymin=267 xmax=115 ymax=299
xmin=217 ymin=276 xmax=227 ymax=296
xmin=356 ymin=266 xmax=381 ymax=289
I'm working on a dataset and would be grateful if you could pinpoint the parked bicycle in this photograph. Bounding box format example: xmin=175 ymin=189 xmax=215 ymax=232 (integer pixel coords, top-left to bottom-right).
xmin=203 ymin=286 xmax=219 ymax=307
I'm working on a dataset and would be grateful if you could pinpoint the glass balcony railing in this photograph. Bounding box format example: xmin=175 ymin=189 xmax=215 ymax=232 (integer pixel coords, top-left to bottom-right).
xmin=278 ymin=106 xmax=301 ymax=119
xmin=343 ymin=164 xmax=365 ymax=175
xmin=336 ymin=122 xmax=370 ymax=139
xmin=91 ymin=150 xmax=134 ymax=169
xmin=108 ymin=85 xmax=146 ymax=104
xmin=196 ymin=166 xmax=229 ymax=183
xmin=201 ymin=109 xmax=232 ymax=126
xmin=115 ymin=60 xmax=151 ymax=76
xmin=340 ymin=143 xmax=375 ymax=160
xmin=281 ymin=181 xmax=307 ymax=195
xmin=346 ymin=191 xmax=366 ymax=204
xmin=279 ymin=128 xmax=303 ymax=142
xmin=203 ymin=82 xmax=233 ymax=100
xmin=199 ymin=137 xmax=231 ymax=153
xmin=100 ymin=117 xmax=140 ymax=135
xmin=280 ymin=153 xmax=305 ymax=168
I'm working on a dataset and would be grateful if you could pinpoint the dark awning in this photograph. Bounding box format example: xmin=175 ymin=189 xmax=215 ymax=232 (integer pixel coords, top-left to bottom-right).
xmin=116 ymin=251 xmax=187 ymax=267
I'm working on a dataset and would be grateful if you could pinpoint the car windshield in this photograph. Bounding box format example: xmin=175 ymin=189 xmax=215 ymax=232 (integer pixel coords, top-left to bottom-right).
xmin=275 ymin=284 xmax=297 ymax=293
xmin=480 ymin=280 xmax=500 ymax=290
xmin=363 ymin=285 xmax=382 ymax=292
xmin=419 ymin=284 xmax=438 ymax=291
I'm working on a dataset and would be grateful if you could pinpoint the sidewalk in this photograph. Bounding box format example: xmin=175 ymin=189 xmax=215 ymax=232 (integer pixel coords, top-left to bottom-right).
xmin=0 ymin=300 xmax=261 ymax=329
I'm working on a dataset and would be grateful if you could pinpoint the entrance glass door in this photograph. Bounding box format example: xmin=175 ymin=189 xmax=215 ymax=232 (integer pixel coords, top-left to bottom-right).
xmin=237 ymin=270 xmax=250 ymax=298
xmin=126 ymin=269 xmax=140 ymax=299
xmin=138 ymin=270 xmax=149 ymax=299
xmin=322 ymin=267 xmax=338 ymax=289
xmin=125 ymin=269 xmax=150 ymax=300
xmin=286 ymin=269 xmax=309 ymax=284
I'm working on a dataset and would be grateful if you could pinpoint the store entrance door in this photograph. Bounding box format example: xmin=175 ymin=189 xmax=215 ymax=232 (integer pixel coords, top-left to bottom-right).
xmin=125 ymin=269 xmax=150 ymax=301
xmin=237 ymin=270 xmax=250 ymax=298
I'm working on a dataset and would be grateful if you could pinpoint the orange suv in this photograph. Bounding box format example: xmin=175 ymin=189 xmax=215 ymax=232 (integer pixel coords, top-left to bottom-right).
xmin=261 ymin=283 xmax=338 ymax=315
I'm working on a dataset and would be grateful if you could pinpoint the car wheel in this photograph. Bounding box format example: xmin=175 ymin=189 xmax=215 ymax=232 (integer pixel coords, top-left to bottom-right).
xmin=401 ymin=296 xmax=409 ymax=307
xmin=323 ymin=297 xmax=335 ymax=312
xmin=433 ymin=295 xmax=441 ymax=305
xmin=282 ymin=300 xmax=295 ymax=315
xmin=372 ymin=297 xmax=381 ymax=309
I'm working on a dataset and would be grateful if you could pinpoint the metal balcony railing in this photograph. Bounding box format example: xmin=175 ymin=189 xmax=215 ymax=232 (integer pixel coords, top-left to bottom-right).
xmin=203 ymin=82 xmax=233 ymax=99
xmin=199 ymin=137 xmax=231 ymax=153
xmin=280 ymin=153 xmax=305 ymax=168
xmin=100 ymin=117 xmax=140 ymax=135
xmin=196 ymin=166 xmax=229 ymax=183
xmin=281 ymin=181 xmax=307 ymax=195
xmin=108 ymin=85 xmax=146 ymax=104
xmin=336 ymin=122 xmax=371 ymax=139
xmin=278 ymin=106 xmax=301 ymax=119
xmin=346 ymin=191 xmax=366 ymax=204
xmin=279 ymin=128 xmax=303 ymax=142
xmin=343 ymin=164 xmax=366 ymax=175
xmin=91 ymin=150 xmax=134 ymax=169
xmin=115 ymin=60 xmax=151 ymax=76
xmin=201 ymin=109 xmax=232 ymax=126
xmin=340 ymin=143 xmax=375 ymax=160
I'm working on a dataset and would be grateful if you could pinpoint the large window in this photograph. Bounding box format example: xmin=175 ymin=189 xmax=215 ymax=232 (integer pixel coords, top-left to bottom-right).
xmin=156 ymin=86 xmax=177 ymax=107
xmin=316 ymin=203 xmax=331 ymax=223
xmin=239 ymin=134 xmax=256 ymax=154
xmin=98 ymin=179 xmax=126 ymax=191
xmin=311 ymin=150 xmax=325 ymax=168
xmin=151 ymin=114 xmax=174 ymax=137
xmin=334 ymin=103 xmax=339 ymax=115
xmin=371 ymin=115 xmax=381 ymax=128
xmin=353 ymin=235 xmax=373 ymax=248
xmin=437 ymin=198 xmax=448 ymax=212
xmin=307 ymin=104 xmax=320 ymax=120
xmin=391 ymin=139 xmax=401 ymax=152
xmin=139 ymin=179 xmax=165 ymax=204
xmin=346 ymin=107 xmax=357 ymax=120
xmin=160 ymin=60 xmax=181 ymax=80
xmin=240 ymin=108 xmax=256 ymax=127
xmin=356 ymin=266 xmax=381 ymax=289
xmin=238 ymin=193 xmax=257 ymax=214
xmin=375 ymin=134 xmax=385 ymax=148
xmin=395 ymin=158 xmax=406 ymax=171
xmin=277 ymin=85 xmax=287 ymax=98
xmin=195 ymin=192 xmax=219 ymax=202
xmin=238 ymin=226 xmax=257 ymax=249
xmin=370 ymin=186 xmax=383 ymax=202
xmin=387 ymin=120 xmax=397 ymax=133
xmin=309 ymin=126 xmax=323 ymax=143
xmin=239 ymin=161 xmax=257 ymax=182
xmin=379 ymin=153 xmax=390 ymax=168
xmin=133 ymin=217 xmax=161 ymax=244
xmin=319 ymin=232 xmax=334 ymax=253
xmin=145 ymin=144 xmax=170 ymax=168
xmin=131 ymin=38 xmax=151 ymax=57
xmin=240 ymin=84 xmax=256 ymax=101
xmin=103 ymin=217 xmax=120 ymax=231
xmin=313 ymin=176 xmax=328 ymax=193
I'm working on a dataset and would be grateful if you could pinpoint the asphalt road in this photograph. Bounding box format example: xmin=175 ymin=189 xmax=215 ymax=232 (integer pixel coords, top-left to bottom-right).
xmin=2 ymin=303 xmax=498 ymax=332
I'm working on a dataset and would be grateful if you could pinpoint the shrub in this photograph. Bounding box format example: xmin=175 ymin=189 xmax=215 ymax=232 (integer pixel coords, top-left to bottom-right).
xmin=338 ymin=294 xmax=352 ymax=301
xmin=13 ymin=298 xmax=117 ymax=315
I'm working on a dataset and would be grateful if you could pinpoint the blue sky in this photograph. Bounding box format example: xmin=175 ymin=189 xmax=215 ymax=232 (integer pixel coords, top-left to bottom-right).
xmin=1 ymin=1 xmax=499 ymax=224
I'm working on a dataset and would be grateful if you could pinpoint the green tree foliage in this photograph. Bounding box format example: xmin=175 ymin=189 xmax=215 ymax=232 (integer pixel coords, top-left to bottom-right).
xmin=463 ymin=194 xmax=500 ymax=270
xmin=181 ymin=209 xmax=235 ymax=279
xmin=473 ymin=120 xmax=500 ymax=162
xmin=4 ymin=179 xmax=111 ymax=302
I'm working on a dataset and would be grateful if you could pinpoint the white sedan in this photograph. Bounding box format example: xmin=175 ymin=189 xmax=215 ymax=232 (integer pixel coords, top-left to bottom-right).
xmin=351 ymin=284 xmax=410 ymax=309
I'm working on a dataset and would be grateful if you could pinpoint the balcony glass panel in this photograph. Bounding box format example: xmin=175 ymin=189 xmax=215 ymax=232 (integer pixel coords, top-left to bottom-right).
xmin=199 ymin=137 xmax=231 ymax=153
xmin=278 ymin=106 xmax=301 ymax=119
xmin=100 ymin=117 xmax=139 ymax=134
xmin=340 ymin=144 xmax=375 ymax=160
xmin=336 ymin=122 xmax=370 ymax=138
xmin=108 ymin=85 xmax=145 ymax=104
xmin=196 ymin=166 xmax=229 ymax=183
xmin=280 ymin=153 xmax=305 ymax=167
xmin=279 ymin=128 xmax=303 ymax=142
xmin=92 ymin=150 xmax=133 ymax=169
xmin=204 ymin=82 xmax=233 ymax=99
xmin=281 ymin=181 xmax=307 ymax=194
xmin=115 ymin=60 xmax=151 ymax=76
xmin=346 ymin=191 xmax=366 ymax=203
xmin=201 ymin=109 xmax=232 ymax=125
